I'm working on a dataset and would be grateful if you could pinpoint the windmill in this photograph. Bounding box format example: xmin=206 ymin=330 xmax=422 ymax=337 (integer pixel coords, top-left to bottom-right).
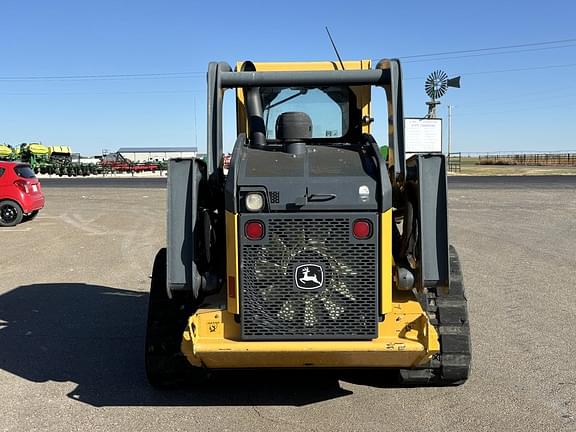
xmin=425 ymin=70 xmax=460 ymax=118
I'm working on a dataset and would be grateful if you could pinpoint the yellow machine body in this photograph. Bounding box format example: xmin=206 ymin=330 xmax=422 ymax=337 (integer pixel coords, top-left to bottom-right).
xmin=177 ymin=59 xmax=441 ymax=370
xmin=182 ymin=294 xmax=439 ymax=369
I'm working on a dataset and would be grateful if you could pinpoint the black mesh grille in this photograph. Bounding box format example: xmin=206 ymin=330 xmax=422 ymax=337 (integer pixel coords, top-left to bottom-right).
xmin=269 ymin=191 xmax=280 ymax=204
xmin=240 ymin=214 xmax=378 ymax=340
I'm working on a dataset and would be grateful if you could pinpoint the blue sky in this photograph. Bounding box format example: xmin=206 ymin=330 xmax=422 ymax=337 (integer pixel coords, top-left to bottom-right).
xmin=0 ymin=0 xmax=575 ymax=155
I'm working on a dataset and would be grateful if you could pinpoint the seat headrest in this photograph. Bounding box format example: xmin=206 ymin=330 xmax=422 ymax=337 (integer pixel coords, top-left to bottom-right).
xmin=275 ymin=112 xmax=312 ymax=141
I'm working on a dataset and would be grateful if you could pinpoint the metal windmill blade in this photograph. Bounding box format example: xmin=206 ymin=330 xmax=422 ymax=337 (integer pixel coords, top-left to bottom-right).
xmin=425 ymin=70 xmax=449 ymax=99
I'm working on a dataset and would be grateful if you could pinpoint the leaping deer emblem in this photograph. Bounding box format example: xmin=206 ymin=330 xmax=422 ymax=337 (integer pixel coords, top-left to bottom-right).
xmin=299 ymin=267 xmax=320 ymax=285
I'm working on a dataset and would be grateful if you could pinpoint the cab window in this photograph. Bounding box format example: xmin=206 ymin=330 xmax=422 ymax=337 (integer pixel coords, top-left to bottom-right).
xmin=262 ymin=86 xmax=350 ymax=140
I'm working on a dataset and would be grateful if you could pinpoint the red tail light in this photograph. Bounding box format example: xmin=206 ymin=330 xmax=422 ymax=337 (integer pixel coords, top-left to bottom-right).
xmin=352 ymin=219 xmax=372 ymax=239
xmin=245 ymin=220 xmax=265 ymax=240
xmin=14 ymin=180 xmax=29 ymax=194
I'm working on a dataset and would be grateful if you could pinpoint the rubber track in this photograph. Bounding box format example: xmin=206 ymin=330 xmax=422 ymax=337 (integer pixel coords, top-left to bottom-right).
xmin=401 ymin=245 xmax=471 ymax=385
xmin=145 ymin=248 xmax=208 ymax=387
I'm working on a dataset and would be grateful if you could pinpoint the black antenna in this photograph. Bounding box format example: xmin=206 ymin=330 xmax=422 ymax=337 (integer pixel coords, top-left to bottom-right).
xmin=325 ymin=26 xmax=345 ymax=70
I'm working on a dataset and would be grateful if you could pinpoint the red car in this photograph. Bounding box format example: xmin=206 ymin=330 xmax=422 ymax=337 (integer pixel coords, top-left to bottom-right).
xmin=0 ymin=162 xmax=45 ymax=227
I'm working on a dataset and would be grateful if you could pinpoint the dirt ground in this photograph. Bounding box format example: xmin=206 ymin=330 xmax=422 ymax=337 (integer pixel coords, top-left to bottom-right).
xmin=0 ymin=182 xmax=574 ymax=431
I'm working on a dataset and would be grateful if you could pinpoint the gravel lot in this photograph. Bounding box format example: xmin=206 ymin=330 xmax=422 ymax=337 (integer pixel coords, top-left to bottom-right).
xmin=0 ymin=181 xmax=574 ymax=431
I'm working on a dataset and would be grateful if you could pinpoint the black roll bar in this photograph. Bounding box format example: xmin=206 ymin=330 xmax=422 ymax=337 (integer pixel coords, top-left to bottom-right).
xmin=206 ymin=59 xmax=406 ymax=184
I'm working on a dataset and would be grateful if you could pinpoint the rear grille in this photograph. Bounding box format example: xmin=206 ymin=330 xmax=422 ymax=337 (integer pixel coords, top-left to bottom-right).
xmin=240 ymin=213 xmax=378 ymax=340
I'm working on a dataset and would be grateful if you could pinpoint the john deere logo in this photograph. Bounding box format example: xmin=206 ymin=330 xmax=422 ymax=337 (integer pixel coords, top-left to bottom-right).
xmin=295 ymin=264 xmax=324 ymax=290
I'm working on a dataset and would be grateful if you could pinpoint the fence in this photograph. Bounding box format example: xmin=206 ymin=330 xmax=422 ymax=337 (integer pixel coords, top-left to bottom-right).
xmin=448 ymin=152 xmax=461 ymax=172
xmin=478 ymin=153 xmax=576 ymax=166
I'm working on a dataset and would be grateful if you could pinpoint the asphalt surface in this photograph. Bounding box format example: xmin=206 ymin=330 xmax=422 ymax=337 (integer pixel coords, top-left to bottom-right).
xmin=0 ymin=181 xmax=574 ymax=431
xmin=448 ymin=175 xmax=576 ymax=189
xmin=38 ymin=174 xmax=576 ymax=190
xmin=39 ymin=176 xmax=167 ymax=189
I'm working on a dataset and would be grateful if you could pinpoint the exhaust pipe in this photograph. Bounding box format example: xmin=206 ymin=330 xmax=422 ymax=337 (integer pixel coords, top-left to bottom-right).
xmin=241 ymin=61 xmax=267 ymax=148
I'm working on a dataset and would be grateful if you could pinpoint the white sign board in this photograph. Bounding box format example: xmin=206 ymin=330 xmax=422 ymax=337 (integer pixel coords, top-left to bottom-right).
xmin=404 ymin=118 xmax=442 ymax=153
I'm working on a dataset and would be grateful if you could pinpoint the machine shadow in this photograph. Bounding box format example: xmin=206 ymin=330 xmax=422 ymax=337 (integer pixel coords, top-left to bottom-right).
xmin=0 ymin=283 xmax=402 ymax=407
